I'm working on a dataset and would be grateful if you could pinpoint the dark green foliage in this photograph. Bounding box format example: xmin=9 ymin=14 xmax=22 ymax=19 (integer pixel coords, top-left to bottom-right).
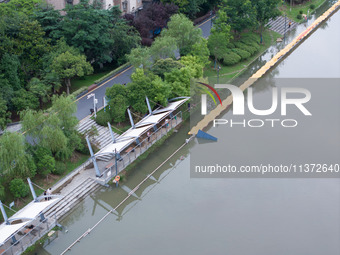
xmin=9 ymin=179 xmax=29 ymax=198
xmin=240 ymin=38 xmax=260 ymax=51
xmin=0 ymin=184 xmax=5 ymax=200
xmin=95 ymin=110 xmax=112 ymax=127
xmin=310 ymin=4 xmax=315 ymax=10
xmin=299 ymin=10 xmax=303 ymax=14
xmin=152 ymin=58 xmax=184 ymax=79
xmin=33 ymin=147 xmax=55 ymax=177
xmin=222 ymin=50 xmax=241 ymax=66
xmin=234 ymin=42 xmax=258 ymax=55
xmin=232 ymin=48 xmax=251 ymax=60
xmin=297 ymin=14 xmax=302 ymax=19
xmin=53 ymin=161 xmax=67 ymax=175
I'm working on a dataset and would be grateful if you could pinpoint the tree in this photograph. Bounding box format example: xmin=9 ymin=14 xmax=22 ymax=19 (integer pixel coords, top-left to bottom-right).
xmin=152 ymin=58 xmax=184 ymax=79
xmin=208 ymin=32 xmax=230 ymax=64
xmin=27 ymin=78 xmax=51 ymax=106
xmin=150 ymin=36 xmax=177 ymax=61
xmin=0 ymin=132 xmax=31 ymax=178
xmin=208 ymin=9 xmax=232 ymax=63
xmin=133 ymin=2 xmax=178 ymax=39
xmin=251 ymin=0 xmax=281 ymax=43
xmin=0 ymin=97 xmax=11 ymax=130
xmin=188 ymin=38 xmax=210 ymax=66
xmin=128 ymin=69 xmax=171 ymax=113
xmin=51 ymin=51 xmax=93 ymax=95
xmin=33 ymin=146 xmax=55 ymax=177
xmin=11 ymin=89 xmax=40 ymax=112
xmin=0 ymin=0 xmax=43 ymax=17
xmin=221 ymin=0 xmax=256 ymax=36
xmin=161 ymin=0 xmax=206 ymax=18
xmin=33 ymin=2 xmax=62 ymax=43
xmin=110 ymin=95 xmax=128 ymax=124
xmin=127 ymin=47 xmax=151 ymax=70
xmin=9 ymin=179 xmax=29 ymax=199
xmin=110 ymin=20 xmax=141 ymax=65
xmin=161 ymin=14 xmax=202 ymax=55
xmin=50 ymin=94 xmax=78 ymax=134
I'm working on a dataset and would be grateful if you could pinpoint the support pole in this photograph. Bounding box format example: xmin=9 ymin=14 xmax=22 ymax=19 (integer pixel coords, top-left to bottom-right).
xmin=146 ymin=96 xmax=153 ymax=115
xmin=127 ymin=108 xmax=135 ymax=129
xmin=115 ymin=149 xmax=118 ymax=187
xmin=0 ymin=200 xmax=9 ymax=224
xmin=107 ymin=122 xmax=116 ymax=143
xmin=27 ymin=178 xmax=38 ymax=202
xmin=86 ymin=136 xmax=102 ymax=177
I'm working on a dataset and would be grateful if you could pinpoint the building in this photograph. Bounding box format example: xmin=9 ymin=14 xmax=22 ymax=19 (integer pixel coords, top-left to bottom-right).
xmin=45 ymin=0 xmax=143 ymax=13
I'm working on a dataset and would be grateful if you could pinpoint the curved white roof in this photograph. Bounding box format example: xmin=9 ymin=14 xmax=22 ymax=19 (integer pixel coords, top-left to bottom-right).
xmin=135 ymin=112 xmax=170 ymax=128
xmin=97 ymin=138 xmax=135 ymax=155
xmin=118 ymin=125 xmax=151 ymax=142
xmin=152 ymin=98 xmax=189 ymax=114
xmin=0 ymin=222 xmax=27 ymax=245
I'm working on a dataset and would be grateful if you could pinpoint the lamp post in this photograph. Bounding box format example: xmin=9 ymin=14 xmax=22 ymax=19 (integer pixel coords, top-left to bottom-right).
xmin=217 ymin=65 xmax=221 ymax=84
xmin=87 ymin=93 xmax=97 ymax=118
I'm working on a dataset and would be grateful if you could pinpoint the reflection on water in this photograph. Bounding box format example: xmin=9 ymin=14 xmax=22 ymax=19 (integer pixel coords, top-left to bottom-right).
xmin=34 ymin=3 xmax=339 ymax=255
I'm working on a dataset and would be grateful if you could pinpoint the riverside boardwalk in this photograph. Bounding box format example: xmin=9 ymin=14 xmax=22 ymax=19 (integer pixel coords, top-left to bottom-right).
xmin=189 ymin=0 xmax=340 ymax=136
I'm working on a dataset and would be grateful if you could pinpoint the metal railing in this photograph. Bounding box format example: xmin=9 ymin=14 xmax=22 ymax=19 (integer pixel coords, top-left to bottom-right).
xmin=97 ymin=111 xmax=183 ymax=185
xmin=1 ymin=215 xmax=58 ymax=255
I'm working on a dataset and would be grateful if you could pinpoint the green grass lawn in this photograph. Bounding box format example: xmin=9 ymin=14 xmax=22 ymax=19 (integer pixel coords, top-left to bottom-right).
xmin=204 ymin=30 xmax=281 ymax=85
xmin=279 ymin=0 xmax=326 ymax=23
xmin=70 ymin=71 xmax=111 ymax=94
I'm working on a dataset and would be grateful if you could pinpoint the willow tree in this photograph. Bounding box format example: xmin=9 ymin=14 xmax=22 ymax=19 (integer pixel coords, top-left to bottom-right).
xmin=0 ymin=132 xmax=31 ymax=178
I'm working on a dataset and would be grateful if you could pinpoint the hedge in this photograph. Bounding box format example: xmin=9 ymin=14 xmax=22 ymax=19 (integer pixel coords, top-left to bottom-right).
xmin=222 ymin=50 xmax=241 ymax=66
xmin=234 ymin=42 xmax=258 ymax=55
xmin=232 ymin=48 xmax=251 ymax=60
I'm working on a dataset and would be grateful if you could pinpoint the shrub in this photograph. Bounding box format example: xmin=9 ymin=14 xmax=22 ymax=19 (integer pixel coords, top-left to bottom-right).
xmin=232 ymin=48 xmax=251 ymax=60
xmin=310 ymin=4 xmax=315 ymax=9
xmin=299 ymin=10 xmax=303 ymax=14
xmin=240 ymin=38 xmax=260 ymax=51
xmin=10 ymin=179 xmax=29 ymax=198
xmin=222 ymin=51 xmax=241 ymax=66
xmin=297 ymin=14 xmax=302 ymax=20
xmin=95 ymin=110 xmax=112 ymax=126
xmin=234 ymin=42 xmax=257 ymax=55
xmin=53 ymin=161 xmax=67 ymax=175
xmin=226 ymin=42 xmax=235 ymax=48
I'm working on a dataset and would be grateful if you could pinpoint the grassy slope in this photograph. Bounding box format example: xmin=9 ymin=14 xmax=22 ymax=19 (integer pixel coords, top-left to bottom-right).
xmin=280 ymin=0 xmax=326 ymax=23
xmin=204 ymin=30 xmax=281 ymax=84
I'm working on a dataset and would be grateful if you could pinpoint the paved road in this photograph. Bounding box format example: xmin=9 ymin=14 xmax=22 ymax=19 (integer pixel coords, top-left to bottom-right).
xmin=75 ymin=18 xmax=214 ymax=120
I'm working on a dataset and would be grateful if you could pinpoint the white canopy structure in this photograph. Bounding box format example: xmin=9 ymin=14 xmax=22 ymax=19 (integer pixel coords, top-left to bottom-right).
xmin=10 ymin=198 xmax=59 ymax=221
xmin=152 ymin=98 xmax=189 ymax=114
xmin=0 ymin=197 xmax=60 ymax=246
xmin=117 ymin=125 xmax=151 ymax=142
xmin=97 ymin=138 xmax=135 ymax=156
xmin=135 ymin=112 xmax=170 ymax=128
xmin=0 ymin=222 xmax=27 ymax=245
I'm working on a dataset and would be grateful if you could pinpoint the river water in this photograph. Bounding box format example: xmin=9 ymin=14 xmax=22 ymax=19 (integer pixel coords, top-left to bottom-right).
xmin=34 ymin=2 xmax=340 ymax=255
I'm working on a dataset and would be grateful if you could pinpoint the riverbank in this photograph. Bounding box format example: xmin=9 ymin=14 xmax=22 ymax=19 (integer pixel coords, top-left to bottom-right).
xmin=280 ymin=0 xmax=327 ymax=22
xmin=204 ymin=30 xmax=281 ymax=84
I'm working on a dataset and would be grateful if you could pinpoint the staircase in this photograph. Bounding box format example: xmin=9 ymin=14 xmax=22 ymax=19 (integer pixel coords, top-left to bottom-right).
xmin=77 ymin=117 xmax=119 ymax=150
xmin=44 ymin=178 xmax=100 ymax=221
xmin=267 ymin=16 xmax=298 ymax=35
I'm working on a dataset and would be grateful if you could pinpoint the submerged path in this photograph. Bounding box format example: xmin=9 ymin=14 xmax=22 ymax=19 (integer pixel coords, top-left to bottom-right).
xmin=189 ymin=0 xmax=340 ymax=136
